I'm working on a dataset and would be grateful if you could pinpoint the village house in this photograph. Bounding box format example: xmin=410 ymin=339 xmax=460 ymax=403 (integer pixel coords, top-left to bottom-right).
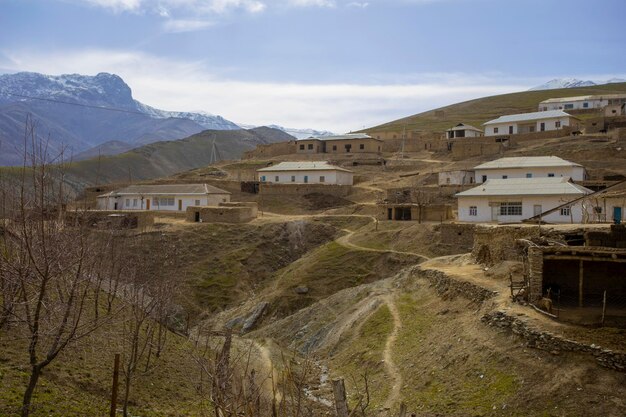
xmin=483 ymin=110 xmax=579 ymax=136
xmin=438 ymin=170 xmax=476 ymax=186
xmin=257 ymin=161 xmax=354 ymax=185
xmin=456 ymin=177 xmax=593 ymax=223
xmin=474 ymin=156 xmax=586 ymax=183
xmin=446 ymin=123 xmax=483 ymax=139
xmin=295 ymin=134 xmax=382 ymax=155
xmin=538 ymin=94 xmax=626 ymax=112
xmin=97 ymin=184 xmax=231 ymax=211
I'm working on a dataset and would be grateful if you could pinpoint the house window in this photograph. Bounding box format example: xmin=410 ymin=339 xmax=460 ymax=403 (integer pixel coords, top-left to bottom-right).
xmin=548 ymin=173 xmax=555 ymax=177
xmin=560 ymin=206 xmax=571 ymax=216
xmin=304 ymin=175 xmax=308 ymax=183
xmin=125 ymin=198 xmax=130 ymax=207
xmin=564 ymin=104 xmax=574 ymax=110
xmin=291 ymin=175 xmax=296 ymax=182
xmin=494 ymin=127 xmax=499 ymax=134
xmin=307 ymin=144 xmax=313 ymax=150
xmin=275 ymin=176 xmax=279 ymax=182
xmin=529 ymin=126 xmax=535 ymax=132
xmin=583 ymin=102 xmax=589 ymax=108
xmin=502 ymin=175 xmax=508 ymax=179
xmin=469 ymin=206 xmax=477 ymax=216
xmin=359 ymin=144 xmax=365 ymax=150
xmin=261 ymin=176 xmax=266 ymax=182
xmin=482 ymin=175 xmax=487 ymax=182
xmin=157 ymin=197 xmax=175 ymax=206
xmin=133 ymin=199 xmax=138 ymax=207
xmin=446 ymin=177 xmax=451 ymax=184
xmin=299 ymin=144 xmax=305 ymax=150
xmin=593 ymin=206 xmax=603 ymax=214
xmin=320 ymin=176 xmax=325 ymax=183
xmin=555 ymin=121 xmax=561 ymax=128
xmin=331 ymin=145 xmax=336 ymax=151
xmin=542 ymin=106 xmax=548 ymax=111
xmin=508 ymin=126 xmax=513 ymax=134
xmin=526 ymin=173 xmax=532 ymax=178
xmin=540 ymin=122 xmax=545 ymax=131
xmin=500 ymin=202 xmax=522 ymax=216
xmin=195 ymin=200 xmax=200 ymax=206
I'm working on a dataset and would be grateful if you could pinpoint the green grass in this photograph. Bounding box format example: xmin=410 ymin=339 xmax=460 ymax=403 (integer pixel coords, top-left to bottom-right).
xmin=363 ymin=83 xmax=626 ymax=133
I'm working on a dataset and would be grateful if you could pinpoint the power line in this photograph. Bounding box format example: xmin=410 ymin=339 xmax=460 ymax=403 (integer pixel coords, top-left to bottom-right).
xmin=3 ymin=92 xmax=147 ymax=116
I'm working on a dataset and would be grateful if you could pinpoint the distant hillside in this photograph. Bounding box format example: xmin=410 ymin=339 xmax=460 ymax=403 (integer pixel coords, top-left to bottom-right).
xmin=0 ymin=72 xmax=240 ymax=166
xmin=63 ymin=127 xmax=294 ymax=187
xmin=73 ymin=140 xmax=135 ymax=161
xmin=363 ymin=82 xmax=626 ymax=134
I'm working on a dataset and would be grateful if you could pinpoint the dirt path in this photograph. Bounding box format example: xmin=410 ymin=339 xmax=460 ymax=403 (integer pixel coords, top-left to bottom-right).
xmin=253 ymin=338 xmax=283 ymax=402
xmin=336 ymin=228 xmax=431 ymax=260
xmin=382 ymin=294 xmax=403 ymax=410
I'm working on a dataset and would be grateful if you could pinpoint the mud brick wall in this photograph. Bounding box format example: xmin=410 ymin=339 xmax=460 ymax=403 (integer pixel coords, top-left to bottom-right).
xmin=482 ymin=311 xmax=626 ymax=372
xmin=185 ymin=205 xmax=256 ymax=223
xmin=439 ymin=223 xmax=476 ymax=252
xmin=585 ymin=225 xmax=626 ymax=248
xmin=259 ymin=183 xmax=352 ymax=197
xmin=527 ymin=247 xmax=544 ymax=303
xmin=472 ymin=226 xmax=540 ymax=266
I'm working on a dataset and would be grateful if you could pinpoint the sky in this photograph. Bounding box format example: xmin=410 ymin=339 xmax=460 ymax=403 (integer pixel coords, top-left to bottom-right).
xmin=1 ymin=0 xmax=625 ymax=132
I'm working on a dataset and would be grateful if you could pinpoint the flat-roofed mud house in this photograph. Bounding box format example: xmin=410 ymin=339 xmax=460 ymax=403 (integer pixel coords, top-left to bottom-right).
xmin=483 ymin=110 xmax=579 ymax=136
xmin=295 ymin=134 xmax=382 ymax=154
xmin=96 ymin=184 xmax=231 ymax=211
xmin=446 ymin=123 xmax=483 ymax=139
xmin=438 ymin=170 xmax=476 ymax=186
xmin=474 ymin=156 xmax=586 ymax=184
xmin=257 ymin=161 xmax=354 ymax=185
xmin=456 ymin=177 xmax=593 ymax=223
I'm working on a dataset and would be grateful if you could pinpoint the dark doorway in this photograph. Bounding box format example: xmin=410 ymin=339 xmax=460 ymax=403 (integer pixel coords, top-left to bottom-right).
xmin=394 ymin=207 xmax=412 ymax=221
xmin=114 ymin=202 xmax=118 ymax=210
xmin=194 ymin=211 xmax=200 ymax=222
xmin=387 ymin=208 xmax=393 ymax=220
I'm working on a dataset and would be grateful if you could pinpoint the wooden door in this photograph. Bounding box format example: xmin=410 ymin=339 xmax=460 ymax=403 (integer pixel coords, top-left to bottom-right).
xmin=178 ymin=200 xmax=183 ymax=211
xmin=146 ymin=199 xmax=150 ymax=210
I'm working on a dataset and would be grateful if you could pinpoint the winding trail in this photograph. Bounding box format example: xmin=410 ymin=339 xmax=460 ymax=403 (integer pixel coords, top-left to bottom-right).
xmin=382 ymin=294 xmax=403 ymax=410
xmin=336 ymin=227 xmax=431 ymax=260
xmin=253 ymin=338 xmax=283 ymax=402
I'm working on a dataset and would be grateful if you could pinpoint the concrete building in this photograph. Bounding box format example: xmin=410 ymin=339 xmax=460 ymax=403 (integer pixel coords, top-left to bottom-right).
xmin=446 ymin=123 xmax=483 ymax=139
xmin=257 ymin=161 xmax=354 ymax=185
xmin=538 ymin=94 xmax=626 ymax=111
xmin=295 ymin=134 xmax=382 ymax=154
xmin=438 ymin=170 xmax=475 ymax=186
xmin=96 ymin=183 xmax=231 ymax=211
xmin=483 ymin=110 xmax=579 ymax=136
xmin=474 ymin=156 xmax=586 ymax=184
xmin=456 ymin=177 xmax=593 ymax=223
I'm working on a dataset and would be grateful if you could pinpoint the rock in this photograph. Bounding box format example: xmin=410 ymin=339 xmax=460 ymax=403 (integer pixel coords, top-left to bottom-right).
xmin=241 ymin=301 xmax=269 ymax=333
xmin=295 ymin=286 xmax=309 ymax=295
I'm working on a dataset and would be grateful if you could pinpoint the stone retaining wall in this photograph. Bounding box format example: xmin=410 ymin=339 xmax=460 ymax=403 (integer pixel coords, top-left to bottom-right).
xmin=414 ymin=268 xmax=498 ymax=304
xmin=259 ymin=183 xmax=352 ymax=197
xmin=482 ymin=311 xmax=626 ymax=372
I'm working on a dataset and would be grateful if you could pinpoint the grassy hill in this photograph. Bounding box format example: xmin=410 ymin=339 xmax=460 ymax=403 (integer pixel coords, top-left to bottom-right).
xmin=363 ymin=82 xmax=626 ymax=134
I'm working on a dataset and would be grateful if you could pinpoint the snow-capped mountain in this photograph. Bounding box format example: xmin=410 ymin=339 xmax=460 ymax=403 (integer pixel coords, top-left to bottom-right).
xmin=0 ymin=71 xmax=240 ymax=165
xmin=238 ymin=123 xmax=335 ymax=140
xmin=529 ymin=77 xmax=626 ymax=91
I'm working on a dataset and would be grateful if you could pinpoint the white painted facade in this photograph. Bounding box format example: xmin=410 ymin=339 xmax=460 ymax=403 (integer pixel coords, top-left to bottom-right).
xmin=474 ymin=156 xmax=586 ymax=184
xmin=457 ymin=195 xmax=587 ymax=223
xmin=538 ymin=94 xmax=626 ymax=111
xmin=257 ymin=161 xmax=354 ymax=185
xmin=484 ymin=115 xmax=576 ymax=136
xmin=438 ymin=170 xmax=475 ymax=186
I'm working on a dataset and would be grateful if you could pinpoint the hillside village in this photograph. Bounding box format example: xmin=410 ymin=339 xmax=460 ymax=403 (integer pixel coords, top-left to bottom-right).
xmin=2 ymin=86 xmax=626 ymax=417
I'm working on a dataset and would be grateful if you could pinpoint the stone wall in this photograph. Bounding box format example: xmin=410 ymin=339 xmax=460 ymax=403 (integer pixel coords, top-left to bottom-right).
xmin=439 ymin=223 xmax=476 ymax=252
xmin=585 ymin=224 xmax=626 ymax=248
xmin=74 ymin=210 xmax=154 ymax=230
xmin=472 ymin=226 xmax=540 ymax=266
xmin=185 ymin=203 xmax=257 ymax=223
xmin=414 ymin=268 xmax=498 ymax=304
xmin=378 ymin=204 xmax=453 ymax=222
xmin=482 ymin=311 xmax=626 ymax=372
xmin=259 ymin=183 xmax=352 ymax=197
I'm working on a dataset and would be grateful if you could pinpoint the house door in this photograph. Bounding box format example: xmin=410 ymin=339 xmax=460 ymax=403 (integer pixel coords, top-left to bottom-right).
xmin=194 ymin=211 xmax=200 ymax=222
xmin=114 ymin=202 xmax=118 ymax=210
xmin=304 ymin=175 xmax=308 ymax=183
xmin=533 ymin=205 xmax=542 ymax=217
xmin=178 ymin=200 xmax=183 ymax=211
xmin=614 ymin=207 xmax=623 ymax=224
xmin=387 ymin=208 xmax=393 ymax=220
xmin=540 ymin=122 xmax=545 ymax=132
xmin=491 ymin=206 xmax=499 ymax=221
xmin=146 ymin=199 xmax=150 ymax=210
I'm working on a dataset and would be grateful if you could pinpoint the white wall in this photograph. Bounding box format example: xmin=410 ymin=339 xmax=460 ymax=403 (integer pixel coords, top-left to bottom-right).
xmin=539 ymin=99 xmax=607 ymax=111
xmin=258 ymin=170 xmax=354 ymax=185
xmin=457 ymin=195 xmax=586 ymax=223
xmin=97 ymin=194 xmax=230 ymax=211
xmin=484 ymin=116 xmax=574 ymax=136
xmin=475 ymin=166 xmax=585 ymax=183
xmin=438 ymin=171 xmax=475 ymax=186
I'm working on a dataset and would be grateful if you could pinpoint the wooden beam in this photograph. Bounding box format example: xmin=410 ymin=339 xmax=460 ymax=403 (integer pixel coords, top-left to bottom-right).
xmin=543 ymin=255 xmax=626 ymax=263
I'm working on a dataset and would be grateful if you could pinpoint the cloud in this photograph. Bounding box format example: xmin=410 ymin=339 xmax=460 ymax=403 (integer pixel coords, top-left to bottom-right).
xmin=1 ymin=49 xmax=532 ymax=132
xmin=75 ymin=0 xmax=267 ymax=15
xmin=162 ymin=19 xmax=215 ymax=33
xmin=287 ymin=0 xmax=336 ymax=7
xmin=346 ymin=1 xmax=368 ymax=8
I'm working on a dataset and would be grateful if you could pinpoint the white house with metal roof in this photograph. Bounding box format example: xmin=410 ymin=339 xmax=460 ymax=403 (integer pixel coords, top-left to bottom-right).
xmin=96 ymin=184 xmax=231 ymax=211
xmin=538 ymin=94 xmax=626 ymax=111
xmin=456 ymin=177 xmax=593 ymax=223
xmin=257 ymin=161 xmax=354 ymax=185
xmin=446 ymin=123 xmax=483 ymax=139
xmin=483 ymin=110 xmax=579 ymax=136
xmin=474 ymin=156 xmax=586 ymax=184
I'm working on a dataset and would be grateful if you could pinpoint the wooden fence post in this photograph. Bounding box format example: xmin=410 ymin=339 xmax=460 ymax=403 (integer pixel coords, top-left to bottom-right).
xmin=332 ymin=378 xmax=349 ymax=417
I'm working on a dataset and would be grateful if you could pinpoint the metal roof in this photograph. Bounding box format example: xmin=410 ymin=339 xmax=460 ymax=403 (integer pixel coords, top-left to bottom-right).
xmin=446 ymin=123 xmax=483 ymax=132
xmin=257 ymin=161 xmax=353 ymax=173
xmin=297 ymin=133 xmax=381 ymax=142
xmin=473 ymin=156 xmax=582 ymax=170
xmin=98 ymin=183 xmax=230 ymax=197
xmin=456 ymin=177 xmax=592 ymax=197
xmin=540 ymin=94 xmax=626 ymax=104
xmin=483 ymin=110 xmax=576 ymax=125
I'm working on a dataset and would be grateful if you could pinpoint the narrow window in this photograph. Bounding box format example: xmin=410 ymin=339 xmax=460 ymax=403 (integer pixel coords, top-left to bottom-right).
xmin=469 ymin=206 xmax=477 ymax=216
xmin=195 ymin=200 xmax=200 ymax=206
xmin=560 ymin=206 xmax=571 ymax=216
xmin=548 ymin=173 xmax=555 ymax=177
xmin=307 ymin=144 xmax=313 ymax=150
xmin=291 ymin=175 xmax=296 ymax=182
xmin=482 ymin=175 xmax=487 ymax=182
xmin=555 ymin=121 xmax=561 ymax=128
xmin=502 ymin=175 xmax=508 ymax=179
xmin=494 ymin=127 xmax=499 ymax=134
xmin=125 ymin=198 xmax=130 ymax=207
xmin=540 ymin=122 xmax=545 ymax=131
xmin=508 ymin=126 xmax=513 ymax=134
xmin=275 ymin=176 xmax=279 ymax=182
xmin=261 ymin=176 xmax=266 ymax=182
xmin=133 ymin=199 xmax=137 ymax=207
xmin=320 ymin=176 xmax=325 ymax=183
xmin=359 ymin=144 xmax=365 ymax=150
xmin=332 ymin=145 xmax=337 ymax=151
xmin=299 ymin=144 xmax=304 ymax=150
xmin=526 ymin=173 xmax=532 ymax=178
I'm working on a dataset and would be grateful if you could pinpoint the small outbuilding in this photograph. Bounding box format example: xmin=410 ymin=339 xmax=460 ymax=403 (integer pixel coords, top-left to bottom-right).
xmin=446 ymin=123 xmax=483 ymax=139
xmin=97 ymin=183 xmax=231 ymax=211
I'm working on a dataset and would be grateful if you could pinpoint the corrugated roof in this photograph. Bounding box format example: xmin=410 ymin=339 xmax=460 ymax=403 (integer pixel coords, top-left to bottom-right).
xmin=473 ymin=156 xmax=582 ymax=170
xmin=257 ymin=161 xmax=353 ymax=173
xmin=297 ymin=133 xmax=380 ymax=142
xmin=446 ymin=123 xmax=483 ymax=132
xmin=483 ymin=110 xmax=576 ymax=125
xmin=99 ymin=183 xmax=230 ymax=197
xmin=456 ymin=177 xmax=592 ymax=197
xmin=540 ymin=94 xmax=626 ymax=104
